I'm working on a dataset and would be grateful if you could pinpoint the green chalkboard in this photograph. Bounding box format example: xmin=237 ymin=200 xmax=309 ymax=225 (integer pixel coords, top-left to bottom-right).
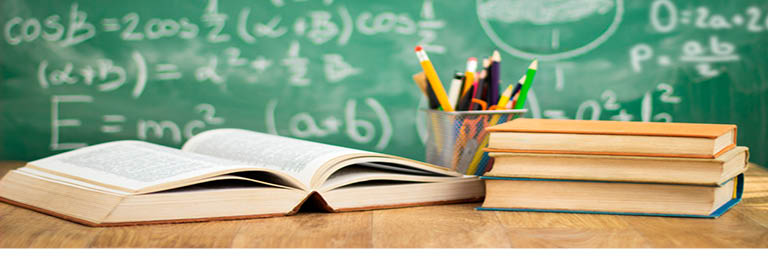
xmin=1 ymin=0 xmax=767 ymax=167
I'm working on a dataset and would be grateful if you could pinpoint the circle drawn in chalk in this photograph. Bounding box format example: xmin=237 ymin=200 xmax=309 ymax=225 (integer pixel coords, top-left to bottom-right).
xmin=477 ymin=0 xmax=624 ymax=61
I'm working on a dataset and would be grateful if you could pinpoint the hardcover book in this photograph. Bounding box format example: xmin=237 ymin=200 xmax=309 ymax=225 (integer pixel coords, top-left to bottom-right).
xmin=485 ymin=118 xmax=737 ymax=159
xmin=478 ymin=174 xmax=744 ymax=218
xmin=485 ymin=146 xmax=748 ymax=186
xmin=0 ymin=129 xmax=483 ymax=226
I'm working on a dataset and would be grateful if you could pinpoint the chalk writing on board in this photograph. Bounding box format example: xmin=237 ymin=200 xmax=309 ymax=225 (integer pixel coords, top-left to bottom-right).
xmin=138 ymin=103 xmax=226 ymax=143
xmin=4 ymin=0 xmax=445 ymax=89
xmin=5 ymin=0 xmax=441 ymax=155
xmin=650 ymin=0 xmax=768 ymax=33
xmin=631 ymin=34 xmax=741 ymax=78
xmin=631 ymin=1 xmax=753 ymax=78
xmin=477 ymin=0 xmax=624 ymax=61
xmin=50 ymin=95 xmax=93 ymax=150
xmin=3 ymin=4 xmax=96 ymax=46
xmin=642 ymin=0 xmax=762 ymax=77
xmin=51 ymin=94 xmax=228 ymax=148
xmin=522 ymin=83 xmax=681 ymax=122
xmin=266 ymin=98 xmax=393 ymax=150
xmin=38 ymin=58 xmax=131 ymax=92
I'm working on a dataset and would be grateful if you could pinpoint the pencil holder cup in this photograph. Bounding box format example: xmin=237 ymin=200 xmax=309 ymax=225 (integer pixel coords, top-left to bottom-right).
xmin=422 ymin=109 xmax=527 ymax=176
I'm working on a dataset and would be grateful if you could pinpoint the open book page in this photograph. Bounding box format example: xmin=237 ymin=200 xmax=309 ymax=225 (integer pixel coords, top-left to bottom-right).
xmin=15 ymin=167 xmax=131 ymax=195
xmin=182 ymin=129 xmax=369 ymax=188
xmin=27 ymin=140 xmax=259 ymax=193
xmin=318 ymin=165 xmax=463 ymax=192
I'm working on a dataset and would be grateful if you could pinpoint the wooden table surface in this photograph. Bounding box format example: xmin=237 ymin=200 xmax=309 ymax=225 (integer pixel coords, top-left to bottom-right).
xmin=1 ymin=161 xmax=767 ymax=248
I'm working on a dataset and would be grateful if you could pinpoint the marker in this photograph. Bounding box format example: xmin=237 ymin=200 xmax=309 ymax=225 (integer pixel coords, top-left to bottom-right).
xmin=497 ymin=75 xmax=526 ymax=110
xmin=447 ymin=72 xmax=464 ymax=110
xmin=488 ymin=50 xmax=501 ymax=105
xmin=514 ymin=59 xmax=538 ymax=109
xmin=415 ymin=46 xmax=454 ymax=112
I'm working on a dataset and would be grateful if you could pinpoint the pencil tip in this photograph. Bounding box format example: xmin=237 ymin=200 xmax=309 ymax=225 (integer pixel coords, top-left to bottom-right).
xmin=530 ymin=59 xmax=538 ymax=69
xmin=414 ymin=46 xmax=423 ymax=52
xmin=492 ymin=50 xmax=501 ymax=61
xmin=518 ymin=75 xmax=527 ymax=83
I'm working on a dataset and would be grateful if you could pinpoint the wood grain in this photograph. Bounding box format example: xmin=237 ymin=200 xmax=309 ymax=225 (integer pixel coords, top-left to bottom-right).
xmin=1 ymin=161 xmax=767 ymax=248
xmin=89 ymin=219 xmax=243 ymax=248
xmin=231 ymin=211 xmax=373 ymax=248
xmin=504 ymin=228 xmax=651 ymax=248
xmin=371 ymin=203 xmax=511 ymax=248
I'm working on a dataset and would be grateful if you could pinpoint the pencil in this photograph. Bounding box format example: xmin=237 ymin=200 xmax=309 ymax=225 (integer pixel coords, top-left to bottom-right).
xmin=470 ymin=76 xmax=527 ymax=173
xmin=474 ymin=58 xmax=490 ymax=110
xmin=497 ymin=75 xmax=525 ymax=110
xmin=456 ymin=58 xmax=477 ymax=111
xmin=466 ymin=132 xmax=489 ymax=175
xmin=488 ymin=50 xmax=501 ymax=106
xmin=415 ymin=46 xmax=454 ymax=112
xmin=510 ymin=75 xmax=524 ymax=98
xmin=412 ymin=72 xmax=428 ymax=98
xmin=467 ymin=81 xmax=480 ymax=111
xmin=462 ymin=57 xmax=477 ymax=96
xmin=480 ymin=57 xmax=492 ymax=105
xmin=457 ymin=84 xmax=472 ymax=111
xmin=513 ymin=59 xmax=538 ymax=109
xmin=507 ymin=92 xmax=517 ymax=109
xmin=426 ymin=79 xmax=439 ymax=109
xmin=496 ymin=85 xmax=514 ymax=111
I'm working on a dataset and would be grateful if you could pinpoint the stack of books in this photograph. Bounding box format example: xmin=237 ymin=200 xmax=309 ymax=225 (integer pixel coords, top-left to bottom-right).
xmin=477 ymin=118 xmax=749 ymax=218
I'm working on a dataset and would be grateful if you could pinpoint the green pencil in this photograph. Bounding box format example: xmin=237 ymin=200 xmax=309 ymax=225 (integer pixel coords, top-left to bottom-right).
xmin=513 ymin=59 xmax=538 ymax=109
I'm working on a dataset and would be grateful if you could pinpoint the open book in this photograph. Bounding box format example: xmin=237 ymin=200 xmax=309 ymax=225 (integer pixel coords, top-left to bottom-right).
xmin=0 ymin=129 xmax=483 ymax=226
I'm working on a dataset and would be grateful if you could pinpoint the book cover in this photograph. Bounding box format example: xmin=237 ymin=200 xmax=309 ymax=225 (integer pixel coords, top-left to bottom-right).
xmin=484 ymin=119 xmax=737 ymax=158
xmin=477 ymin=174 xmax=744 ymax=218
xmin=486 ymin=118 xmax=736 ymax=139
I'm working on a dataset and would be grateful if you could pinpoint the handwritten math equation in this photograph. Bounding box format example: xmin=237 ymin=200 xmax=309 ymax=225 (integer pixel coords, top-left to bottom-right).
xmin=10 ymin=0 xmax=444 ymax=96
xmin=50 ymin=94 xmax=392 ymax=151
xmin=50 ymin=95 xmax=227 ymax=150
xmin=629 ymin=0 xmax=765 ymax=78
xmin=527 ymin=0 xmax=766 ymax=123
xmin=4 ymin=0 xmax=439 ymax=151
xmin=522 ymin=82 xmax=681 ymax=124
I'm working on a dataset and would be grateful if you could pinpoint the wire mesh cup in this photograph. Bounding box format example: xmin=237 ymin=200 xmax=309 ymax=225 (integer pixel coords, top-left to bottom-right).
xmin=423 ymin=109 xmax=526 ymax=175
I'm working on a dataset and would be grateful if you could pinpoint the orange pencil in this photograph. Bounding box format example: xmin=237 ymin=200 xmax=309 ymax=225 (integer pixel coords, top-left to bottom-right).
xmin=462 ymin=57 xmax=477 ymax=96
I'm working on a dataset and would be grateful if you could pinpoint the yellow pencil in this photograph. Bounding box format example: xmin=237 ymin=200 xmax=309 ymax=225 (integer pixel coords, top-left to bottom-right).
xmin=465 ymin=135 xmax=490 ymax=175
xmin=415 ymin=46 xmax=454 ymax=112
